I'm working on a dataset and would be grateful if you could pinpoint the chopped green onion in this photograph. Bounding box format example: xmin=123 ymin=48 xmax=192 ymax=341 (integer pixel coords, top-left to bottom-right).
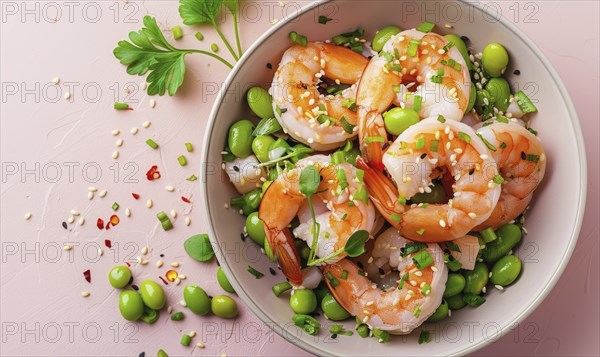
xmin=353 ymin=185 xmax=369 ymax=204
xmin=318 ymin=16 xmax=333 ymax=24
xmin=272 ymin=282 xmax=292 ymax=297
xmin=114 ymin=102 xmax=129 ymax=110
xmin=416 ymin=228 xmax=425 ymax=235
xmin=391 ymin=213 xmax=401 ymax=222
xmin=177 ymin=155 xmax=187 ymax=166
xmin=317 ymin=114 xmax=336 ymax=126
xmin=495 ymin=115 xmax=509 ymax=123
xmin=392 ymin=85 xmax=401 ymax=93
xmin=112 ymin=202 xmax=120 ymax=211
xmin=331 ymin=151 xmax=346 ymax=165
xmin=447 ymin=241 xmax=461 ymax=252
xmin=172 ymin=26 xmax=183 ymax=40
xmin=326 ymin=271 xmax=340 ymax=288
xmin=194 ymin=31 xmax=204 ymax=41
xmin=289 ymin=31 xmax=308 ymax=47
xmin=146 ymin=139 xmax=159 ymax=149
xmin=415 ymin=137 xmax=426 ymax=149
xmin=480 ymin=227 xmax=498 ymax=243
xmin=413 ymin=305 xmax=422 ymax=317
xmin=431 ymin=75 xmax=443 ymax=84
xmin=157 ymin=211 xmax=173 ymax=231
xmin=340 ymin=213 xmax=348 ymax=220
xmin=342 ymin=98 xmax=356 ymax=111
xmin=356 ymin=169 xmax=364 ymax=183
xmin=458 ymin=132 xmax=471 ymax=143
xmin=210 ymin=43 xmax=219 ymax=52
xmin=341 ymin=270 xmax=349 ymax=280
xmin=420 ymin=283 xmax=432 ymax=295
xmin=340 ymin=116 xmax=356 ymax=134
xmin=500 ymin=142 xmax=507 ymax=149
xmin=365 ymin=136 xmax=385 ymax=144
xmin=186 ymin=174 xmax=198 ymax=181
xmin=372 ymin=328 xmax=390 ymax=343
xmin=398 ymin=196 xmax=407 ymax=205
xmin=247 ymin=266 xmax=264 ymax=279
xmin=437 ymin=68 xmax=445 ymax=76
xmin=430 ymin=139 xmax=439 ymax=152
xmin=401 ymin=242 xmax=428 ymax=257
xmin=493 ymin=174 xmax=505 ymax=184
xmin=253 ymin=117 xmax=283 ymax=136
xmin=398 ymin=273 xmax=409 ymax=289
xmin=185 ymin=142 xmax=193 ymax=152
xmin=515 ymin=90 xmax=538 ymax=114
xmin=336 ymin=168 xmax=349 ymax=190
xmin=437 ymin=114 xmax=446 ymax=123
xmin=416 ymin=21 xmax=435 ymax=32
xmin=413 ymin=95 xmax=422 ymax=112
xmin=408 ymin=40 xmax=421 ymax=57
xmin=477 ymin=133 xmax=497 ymax=152
xmin=413 ymin=250 xmax=434 ymax=270
xmin=526 ymin=154 xmax=540 ymax=163
xmin=180 ymin=334 xmax=191 ymax=346
xmin=418 ymin=330 xmax=431 ymax=344
xmin=444 ymin=252 xmax=462 ymax=271
xmin=527 ymin=127 xmax=538 ymax=136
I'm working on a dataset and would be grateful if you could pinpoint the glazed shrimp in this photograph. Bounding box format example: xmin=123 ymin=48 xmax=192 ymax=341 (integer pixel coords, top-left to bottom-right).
xmin=271 ymin=42 xmax=369 ymax=151
xmin=259 ymin=155 xmax=376 ymax=285
xmin=357 ymin=117 xmax=501 ymax=242
xmin=474 ymin=121 xmax=546 ymax=230
xmin=357 ymin=29 xmax=471 ymax=168
xmin=323 ymin=228 xmax=447 ymax=334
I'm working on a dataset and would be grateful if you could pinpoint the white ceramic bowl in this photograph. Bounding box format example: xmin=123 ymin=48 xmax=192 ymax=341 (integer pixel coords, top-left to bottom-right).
xmin=202 ymin=1 xmax=587 ymax=355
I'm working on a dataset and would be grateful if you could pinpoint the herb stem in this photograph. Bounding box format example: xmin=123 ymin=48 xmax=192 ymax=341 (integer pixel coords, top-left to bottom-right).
xmin=307 ymin=247 xmax=345 ymax=266
xmin=212 ymin=22 xmax=239 ymax=61
xmin=306 ymin=198 xmax=320 ymax=263
xmin=233 ymin=12 xmax=243 ymax=57
xmin=187 ymin=49 xmax=234 ymax=68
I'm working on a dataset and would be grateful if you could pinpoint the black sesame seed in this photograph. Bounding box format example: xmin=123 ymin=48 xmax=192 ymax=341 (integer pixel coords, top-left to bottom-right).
xmin=378 ymin=268 xmax=385 ymax=275
xmin=208 ymin=295 xmax=213 ymax=299
xmin=368 ymin=56 xmax=374 ymax=60
xmin=520 ymin=151 xmax=526 ymax=160
xmin=233 ymin=166 xmax=240 ymax=172
xmin=128 ymin=276 xmax=134 ymax=284
xmin=62 ymin=221 xmax=68 ymax=229
xmin=160 ymin=254 xmax=164 ymax=258
xmin=513 ymin=69 xmax=520 ymax=75
xmin=132 ymin=284 xmax=139 ymax=291
xmin=301 ymin=83 xmax=308 ymax=90
xmin=382 ymin=142 xmax=390 ymax=151
xmin=460 ymin=35 xmax=470 ymax=44
xmin=469 ymin=168 xmax=475 ymax=175
xmin=266 ymin=63 xmax=273 ymax=69
xmin=139 ymin=353 xmax=145 ymax=357
xmin=356 ymin=261 xmax=364 ymax=269
xmin=269 ymin=267 xmax=276 ymax=275
xmin=331 ymin=334 xmax=338 ymax=339
xmin=280 ymin=108 xmax=288 ymax=113
xmin=420 ymin=153 xmax=427 ymax=159
xmin=240 ymin=233 xmax=246 ymax=241
xmin=216 ymin=260 xmax=220 ymax=267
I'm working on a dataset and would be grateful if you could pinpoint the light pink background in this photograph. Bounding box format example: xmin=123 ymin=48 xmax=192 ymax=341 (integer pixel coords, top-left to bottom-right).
xmin=1 ymin=1 xmax=598 ymax=356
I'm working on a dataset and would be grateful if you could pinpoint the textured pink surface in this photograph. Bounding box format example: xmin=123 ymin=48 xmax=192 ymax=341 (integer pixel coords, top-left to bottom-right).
xmin=1 ymin=1 xmax=597 ymax=356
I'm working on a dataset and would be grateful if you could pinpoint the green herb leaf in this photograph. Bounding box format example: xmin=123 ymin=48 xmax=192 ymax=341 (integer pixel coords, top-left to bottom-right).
xmin=418 ymin=330 xmax=431 ymax=344
xmin=184 ymin=234 xmax=214 ymax=262
xmin=318 ymin=15 xmax=333 ymax=24
xmin=400 ymin=242 xmax=428 ymax=257
xmin=223 ymin=0 xmax=239 ymax=15
xmin=344 ymin=230 xmax=369 ymax=257
xmin=299 ymin=165 xmax=320 ymax=196
xmin=179 ymin=0 xmax=223 ymax=25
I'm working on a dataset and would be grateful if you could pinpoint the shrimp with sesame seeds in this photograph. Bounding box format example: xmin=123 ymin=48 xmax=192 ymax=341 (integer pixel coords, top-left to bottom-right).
xmin=259 ymin=155 xmax=376 ymax=286
xmin=473 ymin=120 xmax=546 ymax=230
xmin=322 ymin=227 xmax=447 ymax=334
xmin=270 ymin=42 xmax=369 ymax=151
xmin=357 ymin=29 xmax=471 ymax=169
xmin=357 ymin=117 xmax=501 ymax=242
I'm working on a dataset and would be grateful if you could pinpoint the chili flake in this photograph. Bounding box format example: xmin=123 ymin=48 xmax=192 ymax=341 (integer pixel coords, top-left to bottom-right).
xmin=158 ymin=276 xmax=169 ymax=285
xmin=181 ymin=196 xmax=191 ymax=203
xmin=104 ymin=239 xmax=112 ymax=248
xmin=83 ymin=269 xmax=91 ymax=283
xmin=132 ymin=193 xmax=140 ymax=200
xmin=146 ymin=165 xmax=161 ymax=180
xmin=97 ymin=218 xmax=105 ymax=230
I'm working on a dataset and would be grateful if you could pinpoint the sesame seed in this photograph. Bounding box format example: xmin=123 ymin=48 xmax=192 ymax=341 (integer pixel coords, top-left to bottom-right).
xmin=170 ymin=210 xmax=177 ymax=218
xmin=51 ymin=77 xmax=60 ymax=84
xmin=489 ymin=272 xmax=493 ymax=278
xmin=156 ymin=260 xmax=164 ymax=268
xmin=186 ymin=217 xmax=191 ymax=226
xmin=116 ymin=139 xmax=124 ymax=147
xmin=64 ymin=92 xmax=71 ymax=100
xmin=196 ymin=342 xmax=205 ymax=349
xmin=146 ymin=199 xmax=153 ymax=208
xmin=149 ymin=99 xmax=156 ymax=108
xmin=78 ymin=217 xmax=85 ymax=225
xmin=367 ymin=256 xmax=374 ymax=264
xmin=480 ymin=154 xmax=489 ymax=160
xmin=98 ymin=248 xmax=104 ymax=256
xmin=431 ymin=266 xmax=438 ymax=272
xmin=112 ymin=151 xmax=119 ymax=159
xmin=468 ymin=212 xmax=477 ymax=219
xmin=444 ymin=23 xmax=453 ymax=29
xmin=64 ymin=245 xmax=73 ymax=251
xmin=24 ymin=212 xmax=32 ymax=220
xmin=165 ymin=185 xmax=175 ymax=192
xmin=405 ymin=294 xmax=412 ymax=301
xmin=125 ymin=208 xmax=131 ymax=217
xmin=414 ymin=271 xmax=423 ymax=277
xmin=362 ymin=315 xmax=370 ymax=323
xmin=439 ymin=219 xmax=446 ymax=228
xmin=67 ymin=216 xmax=75 ymax=224
xmin=409 ymin=280 xmax=417 ymax=286
xmin=495 ymin=285 xmax=504 ymax=291
xmin=189 ymin=330 xmax=197 ymax=338
xmin=482 ymin=286 xmax=487 ymax=293
xmin=111 ymin=129 xmax=120 ymax=136
xmin=81 ymin=291 xmax=90 ymax=297
xmin=142 ymin=121 xmax=151 ymax=128
xmin=170 ymin=262 xmax=180 ymax=267
xmin=87 ymin=191 xmax=94 ymax=200
xmin=141 ymin=246 xmax=148 ymax=255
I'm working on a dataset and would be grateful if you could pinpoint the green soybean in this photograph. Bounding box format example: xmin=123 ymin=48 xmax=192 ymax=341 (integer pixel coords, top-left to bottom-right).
xmin=462 ymin=262 xmax=489 ymax=295
xmin=321 ymin=293 xmax=350 ymax=321
xmin=443 ymin=273 xmax=466 ymax=298
xmin=217 ymin=267 xmax=236 ymax=293
xmin=446 ymin=293 xmax=466 ymax=310
xmin=491 ymin=255 xmax=522 ymax=286
xmin=119 ymin=290 xmax=144 ymax=321
xmin=289 ymin=289 xmax=317 ymax=314
xmin=426 ymin=299 xmax=449 ymax=322
xmin=372 ymin=26 xmax=402 ymax=52
xmin=444 ymin=34 xmax=473 ymax=70
xmin=383 ymin=107 xmax=420 ymax=136
xmin=171 ymin=311 xmax=184 ymax=321
xmin=485 ymin=77 xmax=511 ymax=112
xmin=139 ymin=280 xmax=166 ymax=310
xmin=247 ymin=87 xmax=275 ymax=119
xmin=482 ymin=42 xmax=509 ymax=78
xmin=245 ymin=212 xmax=266 ymax=246
xmin=183 ymin=285 xmax=211 ymax=315
xmin=252 ymin=135 xmax=276 ymax=163
xmin=157 ymin=349 xmax=169 ymax=357
xmin=108 ymin=265 xmax=132 ymax=289
xmin=411 ymin=184 xmax=447 ymax=204
xmin=141 ymin=306 xmax=160 ymax=324
xmin=482 ymin=224 xmax=522 ymax=263
xmin=228 ymin=120 xmax=255 ymax=158
xmin=211 ymin=295 xmax=238 ymax=318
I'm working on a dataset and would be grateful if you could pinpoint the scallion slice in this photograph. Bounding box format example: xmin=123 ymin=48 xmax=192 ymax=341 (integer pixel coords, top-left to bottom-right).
xmin=413 ymin=250 xmax=434 ymax=270
xmin=416 ymin=21 xmax=435 ymax=33
xmin=415 ymin=137 xmax=426 ymax=149
xmin=289 ymin=31 xmax=308 ymax=47
xmin=515 ymin=90 xmax=538 ymax=114
xmin=248 ymin=266 xmax=264 ymax=279
xmin=146 ymin=139 xmax=159 ymax=149
xmin=458 ymin=132 xmax=471 ymax=143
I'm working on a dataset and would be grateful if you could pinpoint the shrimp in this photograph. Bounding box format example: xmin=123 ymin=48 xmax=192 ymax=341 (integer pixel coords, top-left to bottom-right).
xmin=270 ymin=42 xmax=369 ymax=151
xmin=357 ymin=117 xmax=501 ymax=242
xmin=357 ymin=29 xmax=471 ymax=168
xmin=474 ymin=121 xmax=546 ymax=230
xmin=322 ymin=227 xmax=447 ymax=334
xmin=259 ymin=155 xmax=376 ymax=286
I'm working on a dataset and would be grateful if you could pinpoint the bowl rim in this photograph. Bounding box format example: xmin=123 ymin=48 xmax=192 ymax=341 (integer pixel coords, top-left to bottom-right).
xmin=201 ymin=1 xmax=588 ymax=355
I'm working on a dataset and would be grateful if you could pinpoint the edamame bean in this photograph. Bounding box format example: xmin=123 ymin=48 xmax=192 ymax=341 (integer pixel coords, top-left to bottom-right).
xmin=482 ymin=224 xmax=522 ymax=263
xmin=411 ymin=184 xmax=447 ymax=204
xmin=426 ymin=299 xmax=449 ymax=322
xmin=141 ymin=306 xmax=160 ymax=324
xmin=139 ymin=280 xmax=166 ymax=310
xmin=482 ymin=43 xmax=509 ymax=78
xmin=383 ymin=107 xmax=420 ymax=136
xmin=491 ymin=255 xmax=522 ymax=286
xmin=217 ymin=267 xmax=236 ymax=293
xmin=446 ymin=293 xmax=466 ymax=310
xmin=474 ymin=89 xmax=491 ymax=113
xmin=252 ymin=135 xmax=275 ymax=163
xmin=485 ymin=77 xmax=511 ymax=112
xmin=372 ymin=26 xmax=402 ymax=52
xmin=443 ymin=273 xmax=466 ymax=298
xmin=109 ymin=265 xmax=132 ymax=289
xmin=245 ymin=212 xmax=266 ymax=246
xmin=289 ymin=289 xmax=317 ymax=314
xmin=119 ymin=290 xmax=144 ymax=321
xmin=183 ymin=285 xmax=211 ymax=315
xmin=211 ymin=295 xmax=238 ymax=318
xmin=171 ymin=311 xmax=184 ymax=321
xmin=228 ymin=120 xmax=254 ymax=158
xmin=462 ymin=262 xmax=489 ymax=295
xmin=444 ymin=34 xmax=473 ymax=70
xmin=321 ymin=294 xmax=350 ymax=321
xmin=247 ymin=87 xmax=275 ymax=119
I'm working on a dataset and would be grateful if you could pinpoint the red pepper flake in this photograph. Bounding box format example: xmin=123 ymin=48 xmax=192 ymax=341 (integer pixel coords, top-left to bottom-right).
xmin=146 ymin=165 xmax=161 ymax=181
xmin=132 ymin=193 xmax=140 ymax=200
xmin=126 ymin=262 xmax=131 ymax=267
xmin=97 ymin=218 xmax=104 ymax=230
xmin=110 ymin=215 xmax=120 ymax=226
xmin=83 ymin=269 xmax=91 ymax=283
xmin=181 ymin=196 xmax=191 ymax=203
xmin=158 ymin=276 xmax=169 ymax=285
xmin=104 ymin=239 xmax=112 ymax=248
xmin=105 ymin=222 xmax=111 ymax=230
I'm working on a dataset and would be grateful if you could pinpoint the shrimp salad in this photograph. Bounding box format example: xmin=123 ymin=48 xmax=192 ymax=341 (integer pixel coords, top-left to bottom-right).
xmin=221 ymin=22 xmax=545 ymax=343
